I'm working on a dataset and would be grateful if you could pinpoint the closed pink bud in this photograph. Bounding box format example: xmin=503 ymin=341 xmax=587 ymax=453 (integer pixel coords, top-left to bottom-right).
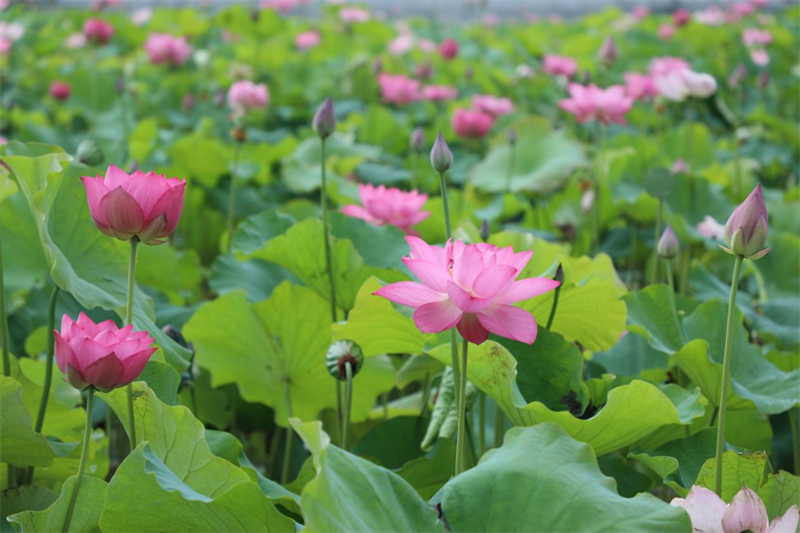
xmin=597 ymin=36 xmax=618 ymax=65
xmin=49 ymin=81 xmax=71 ymax=101
xmin=452 ymin=108 xmax=495 ymax=139
xmin=83 ymin=18 xmax=114 ymax=45
xmin=723 ymin=183 xmax=769 ymax=259
xmin=341 ymin=183 xmax=430 ymax=234
xmin=657 ymin=226 xmax=679 ymax=259
xmin=54 ymin=313 xmax=157 ymax=392
xmin=438 ymin=38 xmax=459 ymax=60
xmin=672 ymin=8 xmax=691 ymax=26
xmin=81 ymin=165 xmax=187 ymax=245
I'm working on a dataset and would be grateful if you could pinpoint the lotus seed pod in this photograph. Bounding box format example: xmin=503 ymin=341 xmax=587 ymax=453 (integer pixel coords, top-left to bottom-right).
xmin=326 ymin=340 xmax=364 ymax=381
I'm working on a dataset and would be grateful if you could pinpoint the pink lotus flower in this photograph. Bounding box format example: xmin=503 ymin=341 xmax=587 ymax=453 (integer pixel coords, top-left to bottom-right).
xmin=295 ymin=30 xmax=320 ymax=51
xmin=743 ymin=28 xmax=772 ymax=47
xmin=722 ymin=183 xmax=769 ymax=259
xmin=0 ymin=37 xmax=9 ymax=56
xmin=632 ymin=6 xmax=649 ymax=20
xmin=623 ymin=73 xmax=660 ymax=101
xmin=750 ymin=49 xmax=770 ymax=66
xmin=649 ymin=57 xmax=691 ymax=77
xmin=672 ymin=8 xmax=691 ymax=26
xmin=542 ymin=55 xmax=577 ymax=78
xmin=131 ymin=8 xmax=152 ymax=26
xmin=422 ymin=85 xmax=458 ymax=102
xmin=378 ymin=73 xmax=420 ymax=105
xmin=452 ymin=108 xmax=495 ymax=139
xmin=0 ymin=21 xmax=24 ymax=42
xmin=227 ymin=80 xmax=269 ymax=115
xmin=438 ymin=38 xmax=459 ymax=60
xmin=260 ymin=0 xmax=297 ymax=13
xmin=752 ymin=0 xmax=768 ymax=7
xmin=558 ymin=83 xmax=633 ymax=125
xmin=658 ymin=23 xmax=676 ymax=41
xmin=144 ymin=33 xmax=192 ymax=66
xmin=374 ymin=238 xmax=560 ymax=344
xmin=732 ymin=1 xmax=755 ymax=16
xmin=81 ymin=165 xmax=187 ymax=245
xmin=83 ymin=18 xmax=114 ymax=45
xmin=671 ymin=158 xmax=688 ymax=174
xmin=696 ymin=215 xmax=725 ymax=240
xmin=418 ymin=39 xmax=436 ymax=53
xmin=695 ymin=6 xmax=726 ymax=26
xmin=671 ymin=485 xmax=797 ymax=533
xmin=54 ymin=313 xmax=157 ymax=392
xmin=339 ymin=7 xmax=370 ymax=23
xmin=655 ymin=69 xmax=717 ymax=101
xmin=341 ymin=184 xmax=430 ymax=233
xmin=66 ymin=33 xmax=87 ymax=49
xmin=49 ymin=81 xmax=71 ymax=101
xmin=471 ymin=94 xmax=514 ymax=117
xmin=580 ymin=189 xmax=594 ymax=214
xmin=388 ymin=34 xmax=414 ymax=55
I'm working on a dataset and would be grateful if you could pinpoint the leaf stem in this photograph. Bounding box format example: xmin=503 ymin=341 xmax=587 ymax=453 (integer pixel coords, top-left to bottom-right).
xmin=546 ymin=269 xmax=563 ymax=331
xmin=225 ymin=141 xmax=243 ymax=253
xmin=125 ymin=238 xmax=139 ymax=451
xmin=505 ymin=143 xmax=515 ymax=193
xmin=493 ymin=403 xmax=504 ymax=449
xmin=61 ymin=387 xmax=94 ymax=533
xmin=281 ymin=380 xmax=293 ymax=484
xmin=650 ymin=199 xmax=663 ymax=285
xmin=341 ymin=362 xmax=353 ymax=451
xmin=1 ymin=197 xmax=10 ymax=379
xmin=455 ymin=340 xmax=469 ymax=475
xmin=478 ymin=392 xmax=486 ymax=457
xmin=714 ymin=254 xmax=743 ymax=496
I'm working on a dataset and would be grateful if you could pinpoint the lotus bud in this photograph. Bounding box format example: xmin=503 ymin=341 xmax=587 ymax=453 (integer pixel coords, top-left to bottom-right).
xmin=312 ymin=97 xmax=336 ymax=139
xmin=326 ymin=340 xmax=364 ymax=381
xmin=722 ymin=184 xmax=769 ymax=260
xmin=657 ymin=226 xmax=679 ymax=259
xmin=597 ymin=36 xmax=618 ymax=65
xmin=410 ymin=127 xmax=426 ymax=152
xmin=76 ymin=139 xmax=104 ymax=166
xmin=430 ymin=132 xmax=453 ymax=173
xmin=480 ymin=219 xmax=490 ymax=242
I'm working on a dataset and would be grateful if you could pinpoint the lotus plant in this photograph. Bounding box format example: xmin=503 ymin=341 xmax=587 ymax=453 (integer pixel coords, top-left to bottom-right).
xmin=452 ymin=108 xmax=495 ymax=139
xmin=144 ymin=33 xmax=192 ymax=66
xmin=341 ymin=183 xmax=430 ymax=234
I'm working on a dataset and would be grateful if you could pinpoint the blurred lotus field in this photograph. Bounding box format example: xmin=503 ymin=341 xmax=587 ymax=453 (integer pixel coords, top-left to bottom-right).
xmin=0 ymin=1 xmax=799 ymax=532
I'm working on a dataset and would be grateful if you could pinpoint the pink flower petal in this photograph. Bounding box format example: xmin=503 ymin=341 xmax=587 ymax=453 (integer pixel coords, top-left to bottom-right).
xmin=722 ymin=487 xmax=769 ymax=533
xmin=103 ymin=164 xmax=129 ymax=190
xmin=81 ymin=176 xmax=110 ymax=227
xmin=499 ymin=278 xmax=560 ymax=303
xmin=403 ymin=258 xmax=449 ymax=293
xmin=769 ymin=505 xmax=799 ymax=533
xmin=81 ymin=353 xmax=126 ymax=391
xmin=53 ymin=331 xmax=75 ymax=374
xmin=670 ymin=485 xmax=727 ymax=533
xmin=77 ymin=312 xmax=99 ymax=338
xmin=373 ymin=281 xmax=447 ymax=308
xmin=147 ymin=181 xmax=186 ymax=237
xmin=67 ymin=337 xmax=113 ymax=372
xmin=472 ymin=264 xmax=518 ymax=299
xmin=99 ymin=186 xmax=145 ymax=236
xmin=412 ymin=299 xmax=462 ymax=333
xmin=446 ymin=280 xmax=492 ymax=313
xmin=457 ymin=313 xmax=489 ymax=344
xmin=406 ymin=235 xmax=444 ymax=263
xmin=119 ymin=347 xmax=157 ymax=384
xmin=452 ymin=245 xmax=485 ymax=291
xmin=477 ymin=304 xmax=538 ymax=344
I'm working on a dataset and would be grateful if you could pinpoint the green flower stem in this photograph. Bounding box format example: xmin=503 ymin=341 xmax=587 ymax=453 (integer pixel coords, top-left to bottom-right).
xmin=0 ymin=200 xmax=10 ymax=379
xmin=790 ymin=409 xmax=799 ymax=476
xmin=341 ymin=362 xmax=353 ymax=451
xmin=125 ymin=238 xmax=139 ymax=451
xmin=438 ymin=170 xmax=452 ymax=240
xmin=714 ymin=254 xmax=743 ymax=496
xmin=438 ymin=169 xmax=461 ymax=418
xmin=320 ymin=138 xmax=337 ymax=322
xmin=546 ymin=277 xmax=562 ymax=331
xmin=505 ymin=142 xmax=516 ymax=193
xmin=665 ymin=260 xmax=675 ymax=295
xmin=280 ymin=381 xmax=293 ymax=484
xmin=225 ymin=141 xmax=243 ymax=254
xmin=650 ymin=199 xmax=663 ymax=285
xmin=455 ymin=340 xmax=469 ymax=475
xmin=61 ymin=387 xmax=94 ymax=533
xmin=478 ymin=392 xmax=486 ymax=457
xmin=418 ymin=372 xmax=431 ymax=418
xmin=494 ymin=404 xmax=504 ymax=449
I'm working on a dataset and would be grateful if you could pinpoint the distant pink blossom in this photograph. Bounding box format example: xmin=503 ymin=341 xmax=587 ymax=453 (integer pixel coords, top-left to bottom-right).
xmin=414 ymin=62 xmax=433 ymax=79
xmin=0 ymin=21 xmax=24 ymax=42
xmin=483 ymin=13 xmax=500 ymax=27
xmin=373 ymin=237 xmax=560 ymax=345
xmin=131 ymin=8 xmax=152 ymax=26
xmin=0 ymin=137 xmax=7 ymax=145
xmin=0 ymin=37 xmax=9 ymax=55
xmin=632 ymin=6 xmax=649 ymax=20
xmin=742 ymin=28 xmax=772 ymax=47
xmin=49 ymin=81 xmax=71 ymax=101
xmin=750 ymin=49 xmax=770 ymax=66
xmin=418 ymin=39 xmax=436 ymax=52
xmin=339 ymin=7 xmax=370 ymax=23
xmin=542 ymin=55 xmax=577 ymax=78
xmin=145 ymin=33 xmax=192 ymax=66
xmin=341 ymin=184 xmax=430 ymax=233
xmin=471 ymin=94 xmax=514 ymax=117
xmin=672 ymin=8 xmax=691 ymax=26
xmin=655 ymin=69 xmax=717 ymax=101
xmin=558 ymin=83 xmax=633 ymax=125
xmin=658 ymin=23 xmax=675 ymax=40
xmin=623 ymin=73 xmax=659 ymax=101
xmin=671 ymin=158 xmax=688 ymax=174
xmin=438 ymin=38 xmax=459 ymax=60
xmin=452 ymin=108 xmax=495 ymax=139
xmin=580 ymin=190 xmax=594 ymax=214
xmin=649 ymin=57 xmax=691 ymax=77
xmin=260 ymin=0 xmax=297 ymax=12
xmin=228 ymin=80 xmax=269 ymax=115
xmin=732 ymin=2 xmax=755 ymax=16
xmin=295 ymin=30 xmax=320 ymax=50
xmin=752 ymin=0 xmax=768 ymax=7
xmin=388 ymin=34 xmax=414 ymax=55
xmin=378 ymin=73 xmax=420 ymax=105
xmin=91 ymin=0 xmax=122 ymax=11
xmin=83 ymin=18 xmax=114 ymax=45
xmin=696 ymin=216 xmax=725 ymax=240
xmin=422 ymin=85 xmax=458 ymax=102
xmin=695 ymin=6 xmax=726 ymax=26
xmin=66 ymin=33 xmax=87 ymax=49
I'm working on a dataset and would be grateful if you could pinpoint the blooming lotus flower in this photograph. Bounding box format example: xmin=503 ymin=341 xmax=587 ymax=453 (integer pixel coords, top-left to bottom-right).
xmin=671 ymin=485 xmax=798 ymax=533
xmin=54 ymin=313 xmax=157 ymax=392
xmin=49 ymin=81 xmax=71 ymax=102
xmin=438 ymin=38 xmax=459 ymax=60
xmin=558 ymin=83 xmax=633 ymax=125
xmin=422 ymin=85 xmax=458 ymax=102
xmin=750 ymin=49 xmax=770 ymax=66
xmin=378 ymin=73 xmax=420 ymax=105
xmin=260 ymin=0 xmax=298 ymax=12
xmin=227 ymin=80 xmax=269 ymax=115
xmin=341 ymin=184 xmax=430 ymax=233
xmin=658 ymin=23 xmax=676 ymax=41
xmin=295 ymin=30 xmax=320 ymax=51
xmin=81 ymin=165 xmax=187 ymax=245
xmin=144 ymin=33 xmax=192 ymax=66
xmin=83 ymin=18 xmax=114 ymax=45
xmin=131 ymin=8 xmax=152 ymax=26
xmin=471 ymin=95 xmax=514 ymax=117
xmin=697 ymin=216 xmax=725 ymax=240
xmin=339 ymin=7 xmax=370 ymax=23
xmin=743 ymin=28 xmax=772 ymax=47
xmin=542 ymin=55 xmax=577 ymax=78
xmin=695 ymin=6 xmax=726 ymax=25
xmin=722 ymin=184 xmax=769 ymax=259
xmin=452 ymin=109 xmax=494 ymax=139
xmin=623 ymin=73 xmax=660 ymax=101
xmin=649 ymin=57 xmax=691 ymax=77
xmin=655 ymin=69 xmax=717 ymax=101
xmin=65 ymin=32 xmax=87 ymax=49
xmin=672 ymin=8 xmax=691 ymax=26
xmin=374 ymin=237 xmax=560 ymax=344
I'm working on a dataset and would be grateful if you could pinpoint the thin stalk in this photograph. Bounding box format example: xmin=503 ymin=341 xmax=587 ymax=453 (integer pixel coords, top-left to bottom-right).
xmin=412 ymin=152 xmax=419 ymax=191
xmin=455 ymin=340 xmax=469 ymax=476
xmin=320 ymin=138 xmax=337 ymax=322
xmin=493 ymin=404 xmax=504 ymax=448
xmin=341 ymin=362 xmax=353 ymax=451
xmin=418 ymin=372 xmax=431 ymax=417
xmin=714 ymin=255 xmax=743 ymax=496
xmin=280 ymin=381 xmax=293 ymax=484
xmin=61 ymin=388 xmax=94 ymax=533
xmin=1 ymin=198 xmax=10 ymax=378
xmin=478 ymin=392 xmax=486 ymax=457
xmin=592 ymin=125 xmax=607 ymax=255
xmin=439 ymin=170 xmax=461 ymax=408
xmin=505 ymin=143 xmax=516 ymax=193
xmin=546 ymin=277 xmax=562 ymax=331
xmin=665 ymin=260 xmax=675 ymax=294
xmin=790 ymin=409 xmax=799 ymax=475
xmin=382 ymin=391 xmax=390 ymax=419
xmin=650 ymin=199 xmax=663 ymax=285
xmin=438 ymin=171 xmax=452 ymax=239
xmin=125 ymin=238 xmax=139 ymax=451
xmin=679 ymin=248 xmax=691 ymax=296
xmin=225 ymin=141 xmax=243 ymax=253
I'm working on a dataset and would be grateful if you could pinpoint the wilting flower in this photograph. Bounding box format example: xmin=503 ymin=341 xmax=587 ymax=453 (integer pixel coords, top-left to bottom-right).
xmin=339 ymin=7 xmax=370 ymax=23
xmin=55 ymin=313 xmax=157 ymax=392
xmin=438 ymin=38 xmax=459 ymax=60
xmin=375 ymin=238 xmax=559 ymax=344
xmin=227 ymin=80 xmax=269 ymax=115
xmin=341 ymin=184 xmax=430 ymax=234
xmin=378 ymin=73 xmax=420 ymax=105
xmin=655 ymin=69 xmax=717 ymax=101
xmin=81 ymin=165 xmax=187 ymax=245
xmin=471 ymin=94 xmax=514 ymax=117
xmin=49 ymin=81 xmax=71 ymax=102
xmin=657 ymin=226 xmax=679 ymax=259
xmin=144 ymin=33 xmax=192 ymax=66
xmin=623 ymin=73 xmax=659 ymax=101
xmin=295 ymin=30 xmax=320 ymax=51
xmin=542 ymin=54 xmax=577 ymax=78
xmin=597 ymin=37 xmax=618 ymax=65
xmin=697 ymin=215 xmax=725 ymax=240
xmin=672 ymin=8 xmax=691 ymax=26
xmin=83 ymin=18 xmax=114 ymax=45
xmin=722 ymin=183 xmax=769 ymax=259
xmin=671 ymin=485 xmax=798 ymax=533
xmin=452 ymin=108 xmax=495 ymax=139
xmin=558 ymin=83 xmax=633 ymax=125
xmin=421 ymin=85 xmax=458 ymax=102
xmin=658 ymin=23 xmax=675 ymax=41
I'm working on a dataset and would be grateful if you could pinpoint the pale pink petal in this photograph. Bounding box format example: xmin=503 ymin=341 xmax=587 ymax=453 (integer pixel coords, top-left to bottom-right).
xmin=99 ymin=187 xmax=145 ymax=235
xmin=341 ymin=204 xmax=375 ymax=223
xmin=477 ymin=304 xmax=538 ymax=344
xmin=670 ymin=486 xmax=728 ymax=533
xmin=81 ymin=176 xmax=110 ymax=227
xmin=499 ymin=278 xmax=560 ymax=303
xmin=76 ymin=312 xmax=99 ymax=338
xmin=103 ymin=164 xmax=130 ymax=190
xmin=147 ymin=180 xmax=186 ymax=236
xmin=722 ymin=487 xmax=769 ymax=533
xmin=373 ymin=281 xmax=446 ymax=308
xmin=119 ymin=348 xmax=157 ymax=384
xmin=472 ymin=264 xmax=518 ymax=299
xmin=412 ymin=299 xmax=462 ymax=333
xmin=81 ymin=353 xmax=126 ymax=390
xmin=452 ymin=246 xmax=485 ymax=291
xmin=457 ymin=313 xmax=489 ymax=344
xmin=403 ymin=258 xmax=449 ymax=292
xmin=769 ymin=505 xmax=799 ymax=533
xmin=406 ymin=235 xmax=444 ymax=263
xmin=446 ymin=281 xmax=492 ymax=313
xmin=120 ymin=173 xmax=170 ymax=218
